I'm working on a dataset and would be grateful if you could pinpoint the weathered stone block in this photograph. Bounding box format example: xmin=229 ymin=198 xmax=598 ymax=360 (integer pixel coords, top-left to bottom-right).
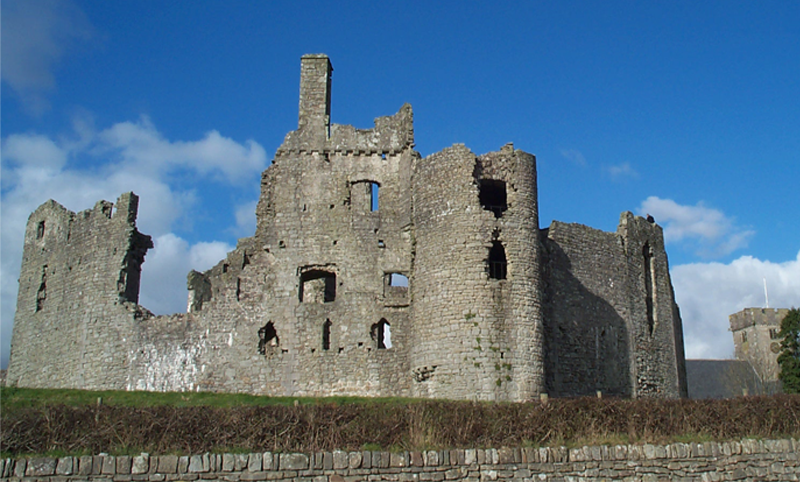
xmin=132 ymin=455 xmax=150 ymax=475
xmin=178 ymin=456 xmax=190 ymax=474
xmin=26 ymin=457 xmax=57 ymax=476
xmin=102 ymin=456 xmax=117 ymax=475
xmin=188 ymin=455 xmax=205 ymax=473
xmin=332 ymin=450 xmax=347 ymax=470
xmin=279 ymin=453 xmax=309 ymax=471
xmin=348 ymin=451 xmax=362 ymax=469
xmin=55 ymin=457 xmax=74 ymax=475
xmin=158 ymin=455 xmax=179 ymax=474
xmin=262 ymin=452 xmax=273 ymax=471
xmin=247 ymin=453 xmax=262 ymax=472
xmin=389 ymin=452 xmax=406 ymax=468
xmin=13 ymin=458 xmax=26 ymax=478
xmin=117 ymin=456 xmax=132 ymax=474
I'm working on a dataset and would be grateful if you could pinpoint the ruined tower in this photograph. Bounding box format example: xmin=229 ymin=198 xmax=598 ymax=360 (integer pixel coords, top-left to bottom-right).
xmin=7 ymin=54 xmax=687 ymax=400
xmin=7 ymin=193 xmax=152 ymax=388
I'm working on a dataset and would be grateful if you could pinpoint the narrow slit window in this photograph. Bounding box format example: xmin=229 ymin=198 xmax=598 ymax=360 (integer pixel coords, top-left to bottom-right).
xmin=488 ymin=241 xmax=507 ymax=280
xmin=322 ymin=319 xmax=332 ymax=350
xmin=299 ymin=269 xmax=336 ymax=303
xmin=371 ymin=182 xmax=379 ymax=211
xmin=36 ymin=221 xmax=45 ymax=240
xmin=35 ymin=265 xmax=47 ymax=312
xmin=643 ymin=243 xmax=655 ymax=335
xmin=479 ymin=180 xmax=507 ymax=218
xmin=371 ymin=319 xmax=391 ymax=349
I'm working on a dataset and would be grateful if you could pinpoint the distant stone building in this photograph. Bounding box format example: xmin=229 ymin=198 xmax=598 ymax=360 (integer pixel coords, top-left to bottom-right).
xmin=729 ymin=307 xmax=790 ymax=394
xmin=6 ymin=54 xmax=687 ymax=401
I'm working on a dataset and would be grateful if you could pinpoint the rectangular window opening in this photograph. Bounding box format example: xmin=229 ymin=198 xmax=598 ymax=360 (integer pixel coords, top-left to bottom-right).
xmin=299 ymin=269 xmax=336 ymax=303
xmin=488 ymin=241 xmax=507 ymax=280
xmin=479 ymin=179 xmax=507 ymax=218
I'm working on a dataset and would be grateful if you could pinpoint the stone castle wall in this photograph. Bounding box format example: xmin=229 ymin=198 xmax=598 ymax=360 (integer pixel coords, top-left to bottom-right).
xmin=6 ymin=54 xmax=687 ymax=401
xmin=6 ymin=194 xmax=152 ymax=390
xmin=3 ymin=439 xmax=798 ymax=482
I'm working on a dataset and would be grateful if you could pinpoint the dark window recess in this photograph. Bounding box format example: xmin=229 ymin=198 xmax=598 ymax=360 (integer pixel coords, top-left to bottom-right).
xmin=322 ymin=319 xmax=332 ymax=350
xmin=35 ymin=265 xmax=47 ymax=312
xmin=479 ymin=180 xmax=507 ymax=218
xmin=258 ymin=322 xmax=279 ymax=355
xmin=643 ymin=243 xmax=655 ymax=335
xmin=299 ymin=270 xmax=336 ymax=303
xmin=370 ymin=319 xmax=391 ymax=349
xmin=488 ymin=241 xmax=507 ymax=280
xmin=769 ymin=328 xmax=780 ymax=340
xmin=36 ymin=221 xmax=45 ymax=240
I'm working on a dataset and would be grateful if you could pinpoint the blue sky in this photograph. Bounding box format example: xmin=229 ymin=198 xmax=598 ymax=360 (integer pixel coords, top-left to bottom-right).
xmin=2 ymin=0 xmax=798 ymax=368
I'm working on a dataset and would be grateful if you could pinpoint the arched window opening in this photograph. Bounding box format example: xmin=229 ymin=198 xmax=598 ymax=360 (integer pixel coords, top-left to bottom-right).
xmin=488 ymin=241 xmax=507 ymax=280
xmin=36 ymin=221 xmax=45 ymax=240
xmin=299 ymin=269 xmax=336 ymax=303
xmin=643 ymin=243 xmax=655 ymax=335
xmin=258 ymin=322 xmax=279 ymax=355
xmin=322 ymin=319 xmax=332 ymax=351
xmin=370 ymin=319 xmax=391 ymax=349
xmin=479 ymin=179 xmax=507 ymax=218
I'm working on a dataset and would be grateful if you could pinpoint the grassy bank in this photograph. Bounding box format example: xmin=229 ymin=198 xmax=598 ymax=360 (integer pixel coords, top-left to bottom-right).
xmin=1 ymin=387 xmax=798 ymax=457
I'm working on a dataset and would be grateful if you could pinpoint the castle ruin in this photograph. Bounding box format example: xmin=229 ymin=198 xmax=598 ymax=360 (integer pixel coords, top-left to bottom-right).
xmin=6 ymin=54 xmax=688 ymax=401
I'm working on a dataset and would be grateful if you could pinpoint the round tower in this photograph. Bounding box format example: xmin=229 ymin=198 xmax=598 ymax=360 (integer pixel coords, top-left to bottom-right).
xmin=410 ymin=143 xmax=544 ymax=401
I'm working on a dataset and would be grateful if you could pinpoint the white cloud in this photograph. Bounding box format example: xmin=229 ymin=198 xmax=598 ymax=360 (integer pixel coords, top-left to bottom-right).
xmin=139 ymin=235 xmax=233 ymax=315
xmin=0 ymin=0 xmax=93 ymax=114
xmin=605 ymin=162 xmax=638 ymax=180
xmin=97 ymin=116 xmax=268 ymax=183
xmin=0 ymin=117 xmax=266 ymax=368
xmin=560 ymin=148 xmax=587 ymax=166
xmin=673 ymin=251 xmax=800 ymax=359
xmin=639 ymin=196 xmax=754 ymax=257
xmin=234 ymin=200 xmax=259 ymax=237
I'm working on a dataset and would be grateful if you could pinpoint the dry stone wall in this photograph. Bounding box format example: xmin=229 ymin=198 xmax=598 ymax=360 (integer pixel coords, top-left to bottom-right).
xmin=3 ymin=439 xmax=798 ymax=482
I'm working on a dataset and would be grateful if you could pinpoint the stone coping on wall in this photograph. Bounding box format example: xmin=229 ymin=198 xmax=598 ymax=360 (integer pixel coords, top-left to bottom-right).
xmin=2 ymin=438 xmax=798 ymax=482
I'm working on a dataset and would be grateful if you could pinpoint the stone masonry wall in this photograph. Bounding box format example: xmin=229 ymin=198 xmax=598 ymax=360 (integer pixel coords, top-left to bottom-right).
xmin=542 ymin=213 xmax=688 ymax=399
xmin=7 ymin=53 xmax=688 ymax=402
xmin=542 ymin=221 xmax=633 ymax=398
xmin=6 ymin=194 xmax=152 ymax=390
xmin=410 ymin=143 xmax=543 ymax=401
xmin=3 ymin=439 xmax=798 ymax=482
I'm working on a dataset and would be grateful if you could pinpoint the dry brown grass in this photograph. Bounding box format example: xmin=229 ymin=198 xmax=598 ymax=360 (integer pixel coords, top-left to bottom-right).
xmin=2 ymin=394 xmax=798 ymax=456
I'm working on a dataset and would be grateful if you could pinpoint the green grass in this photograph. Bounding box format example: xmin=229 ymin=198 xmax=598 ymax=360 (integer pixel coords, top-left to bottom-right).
xmin=0 ymin=385 xmax=421 ymax=412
